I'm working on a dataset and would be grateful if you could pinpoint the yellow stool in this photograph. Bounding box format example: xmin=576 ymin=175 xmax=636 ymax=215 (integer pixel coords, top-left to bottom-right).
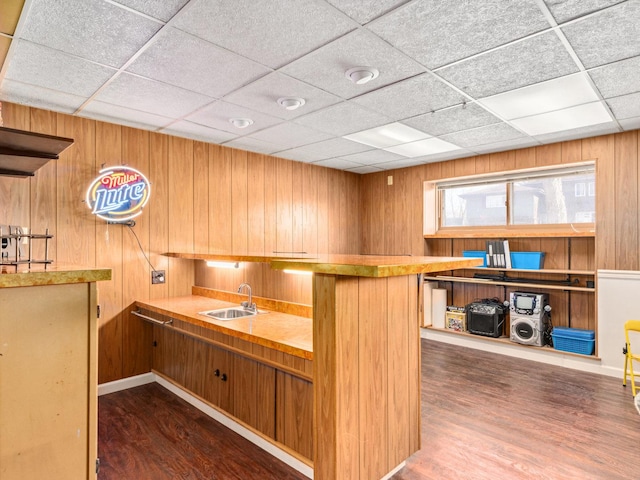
xmin=623 ymin=320 xmax=640 ymax=397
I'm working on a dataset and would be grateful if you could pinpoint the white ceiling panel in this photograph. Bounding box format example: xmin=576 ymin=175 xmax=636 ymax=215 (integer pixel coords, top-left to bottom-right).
xmin=619 ymin=116 xmax=640 ymax=131
xmin=440 ymin=123 xmax=525 ymax=148
xmin=562 ymin=1 xmax=640 ymax=68
xmin=92 ymin=73 xmax=214 ymax=119
xmin=223 ymin=73 xmax=342 ymax=120
xmin=543 ymin=0 xmax=625 ymax=23
xmin=294 ymin=102 xmax=392 ymax=136
xmin=184 ymin=100 xmax=282 ymax=135
xmin=436 ymin=31 xmax=579 ymax=98
xmin=589 ymin=56 xmax=640 ymax=99
xmin=372 ymin=157 xmax=433 ymax=170
xmin=19 ymin=0 xmax=162 ymax=68
xmin=223 ymin=137 xmax=282 ymax=155
xmin=312 ymin=158 xmax=364 ymax=170
xmin=351 ymin=73 xmax=465 ymax=121
xmin=346 ymin=165 xmax=384 ymax=174
xmin=80 ymin=100 xmax=174 ymax=130
xmin=274 ymin=137 xmax=371 ymax=162
xmin=510 ymin=102 xmax=613 ymax=135
xmin=0 ymin=79 xmax=86 ymax=114
xmin=369 ymin=0 xmax=549 ymax=69
xmin=246 ymin=122 xmax=333 ymax=150
xmin=606 ymin=92 xmax=640 ymax=120
xmin=470 ymin=136 xmax=541 ymax=155
xmin=111 ymin=0 xmax=190 ymax=22
xmin=533 ymin=121 xmax=620 ymax=143
xmin=171 ymin=0 xmax=356 ymax=69
xmin=5 ymin=40 xmax=115 ymax=97
xmin=160 ymin=120 xmax=238 ymax=144
xmin=402 ymin=103 xmax=501 ymax=136
xmin=336 ymin=149 xmax=405 ymax=166
xmin=408 ymin=148 xmax=477 ymax=164
xmin=279 ymin=29 xmax=425 ymax=99
xmin=326 ymin=0 xmax=409 ymax=24
xmin=126 ymin=28 xmax=271 ymax=98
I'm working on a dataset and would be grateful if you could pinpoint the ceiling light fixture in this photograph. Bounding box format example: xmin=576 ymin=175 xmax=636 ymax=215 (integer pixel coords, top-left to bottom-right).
xmin=345 ymin=67 xmax=379 ymax=85
xmin=277 ymin=97 xmax=306 ymax=110
xmin=229 ymin=118 xmax=253 ymax=128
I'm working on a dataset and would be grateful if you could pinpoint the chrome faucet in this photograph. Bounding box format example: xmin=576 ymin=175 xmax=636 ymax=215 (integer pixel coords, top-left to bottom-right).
xmin=237 ymin=283 xmax=257 ymax=313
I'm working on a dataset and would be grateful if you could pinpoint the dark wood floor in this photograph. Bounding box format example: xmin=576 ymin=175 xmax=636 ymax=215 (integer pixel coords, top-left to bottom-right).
xmin=99 ymin=340 xmax=639 ymax=479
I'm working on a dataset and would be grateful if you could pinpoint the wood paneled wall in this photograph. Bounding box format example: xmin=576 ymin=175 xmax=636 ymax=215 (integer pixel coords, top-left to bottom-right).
xmin=359 ymin=134 xmax=640 ymax=271
xmin=0 ymin=102 xmax=360 ymax=383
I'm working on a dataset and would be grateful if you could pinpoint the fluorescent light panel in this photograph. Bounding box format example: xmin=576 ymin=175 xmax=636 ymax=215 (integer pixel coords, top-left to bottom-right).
xmin=479 ymin=73 xmax=600 ymax=120
xmin=384 ymin=137 xmax=460 ymax=158
xmin=343 ymin=122 xmax=430 ymax=148
xmin=511 ymin=102 xmax=612 ymax=136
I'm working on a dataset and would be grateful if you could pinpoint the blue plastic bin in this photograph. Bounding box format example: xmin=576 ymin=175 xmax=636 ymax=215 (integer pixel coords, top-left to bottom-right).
xmin=551 ymin=327 xmax=595 ymax=355
xmin=511 ymin=251 xmax=545 ymax=270
xmin=462 ymin=250 xmax=486 ymax=267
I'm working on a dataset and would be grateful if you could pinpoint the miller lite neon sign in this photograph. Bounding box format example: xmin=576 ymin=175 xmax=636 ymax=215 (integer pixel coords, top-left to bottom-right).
xmin=86 ymin=166 xmax=151 ymax=223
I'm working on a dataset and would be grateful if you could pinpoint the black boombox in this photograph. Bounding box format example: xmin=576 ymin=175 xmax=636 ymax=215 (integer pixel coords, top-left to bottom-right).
xmin=466 ymin=298 xmax=508 ymax=338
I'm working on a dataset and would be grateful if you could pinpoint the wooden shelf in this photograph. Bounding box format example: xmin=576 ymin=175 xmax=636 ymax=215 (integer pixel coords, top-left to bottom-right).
xmin=425 ymin=326 xmax=600 ymax=360
xmin=461 ymin=267 xmax=595 ymax=275
xmin=424 ymin=229 xmax=595 ymax=239
xmin=431 ymin=275 xmax=595 ymax=292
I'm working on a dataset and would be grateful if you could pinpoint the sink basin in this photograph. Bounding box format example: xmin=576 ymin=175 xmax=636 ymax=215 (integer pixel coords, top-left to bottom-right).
xmin=199 ymin=307 xmax=258 ymax=321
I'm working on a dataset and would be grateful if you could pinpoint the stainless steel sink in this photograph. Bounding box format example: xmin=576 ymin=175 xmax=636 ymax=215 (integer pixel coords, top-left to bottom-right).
xmin=199 ymin=307 xmax=258 ymax=321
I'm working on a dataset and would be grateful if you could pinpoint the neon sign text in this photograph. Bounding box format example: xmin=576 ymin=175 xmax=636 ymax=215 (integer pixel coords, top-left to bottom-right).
xmin=86 ymin=166 xmax=151 ymax=223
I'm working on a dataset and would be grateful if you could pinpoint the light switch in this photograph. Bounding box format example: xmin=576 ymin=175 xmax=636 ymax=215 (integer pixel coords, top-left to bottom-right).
xmin=387 ymin=175 xmax=393 ymax=186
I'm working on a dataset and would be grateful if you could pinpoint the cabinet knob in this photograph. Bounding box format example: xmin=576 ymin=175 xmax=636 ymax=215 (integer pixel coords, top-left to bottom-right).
xmin=214 ymin=369 xmax=220 ymax=377
xmin=221 ymin=373 xmax=227 ymax=382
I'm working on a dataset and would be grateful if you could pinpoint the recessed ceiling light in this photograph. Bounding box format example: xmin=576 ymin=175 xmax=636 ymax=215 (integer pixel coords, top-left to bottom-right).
xmin=277 ymin=97 xmax=306 ymax=110
xmin=384 ymin=138 xmax=461 ymax=158
xmin=229 ymin=118 xmax=253 ymax=128
xmin=345 ymin=67 xmax=379 ymax=85
xmin=344 ymin=122 xmax=430 ymax=148
xmin=510 ymin=101 xmax=612 ymax=136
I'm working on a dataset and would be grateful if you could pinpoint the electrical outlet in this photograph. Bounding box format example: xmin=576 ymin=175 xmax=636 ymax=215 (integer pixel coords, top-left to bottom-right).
xmin=152 ymin=270 xmax=165 ymax=284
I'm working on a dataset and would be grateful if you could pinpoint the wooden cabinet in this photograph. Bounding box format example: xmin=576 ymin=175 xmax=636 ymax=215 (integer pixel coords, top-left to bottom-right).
xmin=0 ymin=282 xmax=99 ymax=480
xmin=276 ymin=371 xmax=313 ymax=460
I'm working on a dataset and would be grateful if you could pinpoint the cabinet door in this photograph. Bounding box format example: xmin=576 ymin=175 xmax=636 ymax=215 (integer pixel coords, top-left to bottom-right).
xmin=276 ymin=371 xmax=313 ymax=460
xmin=203 ymin=345 xmax=231 ymax=411
xmin=232 ymin=354 xmax=276 ymax=437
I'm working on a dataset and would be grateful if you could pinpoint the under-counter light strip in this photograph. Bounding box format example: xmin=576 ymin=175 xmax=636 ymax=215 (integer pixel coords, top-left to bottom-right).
xmin=206 ymin=261 xmax=241 ymax=269
xmin=283 ymin=269 xmax=313 ymax=276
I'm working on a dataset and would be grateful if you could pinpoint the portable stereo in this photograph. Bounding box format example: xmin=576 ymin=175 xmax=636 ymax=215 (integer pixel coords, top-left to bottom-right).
xmin=466 ymin=298 xmax=508 ymax=338
xmin=509 ymin=292 xmax=548 ymax=319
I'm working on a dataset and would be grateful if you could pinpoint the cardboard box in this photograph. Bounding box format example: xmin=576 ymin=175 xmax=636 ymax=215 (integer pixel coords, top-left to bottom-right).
xmin=445 ymin=308 xmax=466 ymax=332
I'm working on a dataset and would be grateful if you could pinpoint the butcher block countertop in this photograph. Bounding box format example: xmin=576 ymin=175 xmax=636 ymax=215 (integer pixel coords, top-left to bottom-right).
xmin=135 ymin=291 xmax=313 ymax=360
xmin=0 ymin=264 xmax=112 ymax=288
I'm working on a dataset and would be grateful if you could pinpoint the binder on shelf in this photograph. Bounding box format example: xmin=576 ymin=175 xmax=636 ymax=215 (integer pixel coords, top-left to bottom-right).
xmin=503 ymin=240 xmax=512 ymax=269
xmin=485 ymin=240 xmax=494 ymax=268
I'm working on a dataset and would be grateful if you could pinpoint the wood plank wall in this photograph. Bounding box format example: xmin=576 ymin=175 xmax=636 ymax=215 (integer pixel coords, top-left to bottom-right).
xmin=0 ymin=102 xmax=360 ymax=383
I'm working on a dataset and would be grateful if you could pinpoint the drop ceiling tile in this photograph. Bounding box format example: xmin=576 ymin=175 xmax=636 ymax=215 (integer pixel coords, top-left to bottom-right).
xmin=5 ymin=40 xmax=116 ymax=97
xmin=409 ymin=149 xmax=477 ymax=164
xmin=347 ymin=165 xmax=384 ymax=174
xmin=351 ymin=73 xmax=465 ymax=121
xmin=589 ymin=56 xmax=640 ymax=99
xmin=606 ymin=92 xmax=640 ymax=120
xmin=274 ymin=137 xmax=372 ymax=163
xmin=19 ymin=0 xmax=162 ymax=68
xmin=372 ymin=157 xmax=432 ymax=170
xmin=111 ymin=0 xmax=189 ymax=22
xmin=246 ymin=122 xmax=333 ymax=150
xmin=470 ymin=136 xmax=540 ymax=155
xmin=185 ymin=101 xmax=282 ymax=135
xmin=160 ymin=120 xmax=238 ymax=144
xmin=223 ymin=137 xmax=282 ymax=155
xmin=313 ymin=158 xmax=364 ymax=170
xmin=619 ymin=116 xmax=640 ymax=131
xmin=562 ymin=1 xmax=640 ymax=68
xmin=402 ymin=103 xmax=501 ymax=136
xmin=337 ymin=149 xmax=405 ymax=166
xmin=294 ymin=102 xmax=392 ymax=136
xmin=369 ymin=0 xmax=549 ymax=69
xmin=127 ymin=28 xmax=271 ymax=98
xmin=223 ymin=73 xmax=342 ymax=120
xmin=94 ymin=73 xmax=215 ymax=119
xmin=326 ymin=0 xmax=409 ymax=24
xmin=511 ymin=101 xmax=612 ymax=135
xmin=279 ymin=29 xmax=425 ymax=99
xmin=437 ymin=31 xmax=579 ymax=98
xmin=439 ymin=123 xmax=524 ymax=148
xmin=543 ymin=0 xmax=625 ymax=23
xmin=0 ymin=78 xmax=86 ymax=114
xmin=171 ymin=0 xmax=355 ymax=69
xmin=79 ymin=100 xmax=174 ymax=130
xmin=533 ymin=121 xmax=620 ymax=143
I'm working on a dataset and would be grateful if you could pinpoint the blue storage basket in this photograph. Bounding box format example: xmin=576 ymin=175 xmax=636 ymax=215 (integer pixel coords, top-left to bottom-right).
xmin=551 ymin=327 xmax=595 ymax=355
xmin=511 ymin=251 xmax=545 ymax=270
xmin=462 ymin=250 xmax=486 ymax=267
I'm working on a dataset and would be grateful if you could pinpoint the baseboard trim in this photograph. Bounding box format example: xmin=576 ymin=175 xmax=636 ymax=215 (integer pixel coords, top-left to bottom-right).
xmin=382 ymin=461 xmax=406 ymax=480
xmin=98 ymin=372 xmax=155 ymax=396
